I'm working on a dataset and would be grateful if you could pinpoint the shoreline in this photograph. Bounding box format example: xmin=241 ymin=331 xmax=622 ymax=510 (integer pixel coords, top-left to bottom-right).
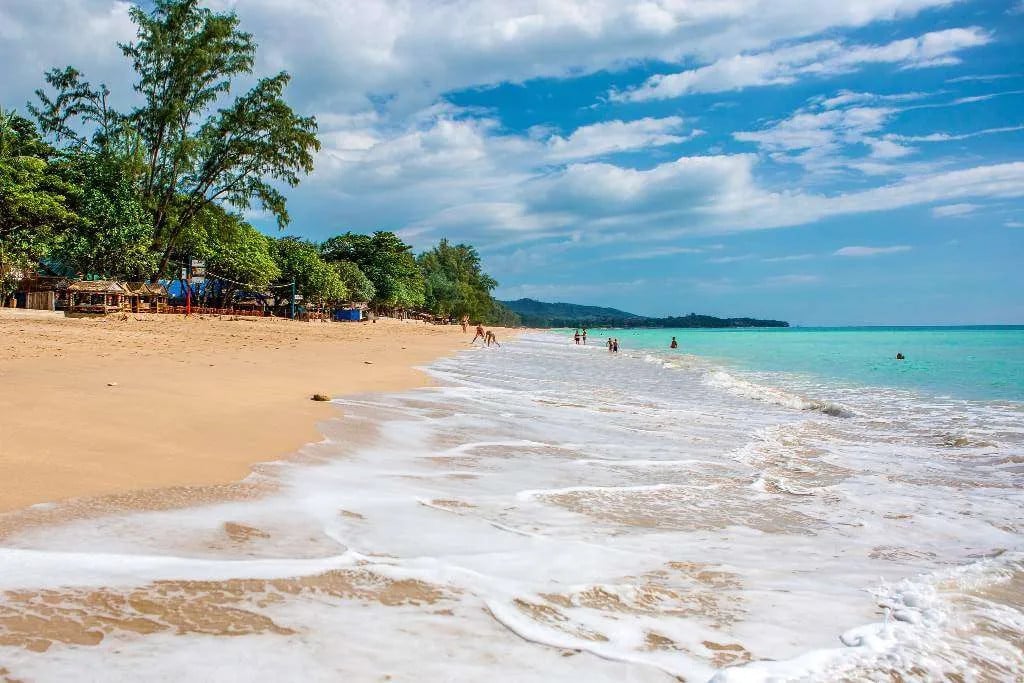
xmin=0 ymin=310 xmax=499 ymax=514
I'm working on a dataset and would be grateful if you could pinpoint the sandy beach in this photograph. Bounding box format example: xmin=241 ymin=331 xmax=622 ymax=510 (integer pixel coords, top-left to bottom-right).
xmin=0 ymin=310 xmax=476 ymax=513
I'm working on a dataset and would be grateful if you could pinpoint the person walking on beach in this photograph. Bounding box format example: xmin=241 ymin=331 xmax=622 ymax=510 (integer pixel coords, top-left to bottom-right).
xmin=582 ymin=328 xmax=588 ymax=344
xmin=612 ymin=338 xmax=619 ymax=353
xmin=670 ymin=336 xmax=678 ymax=349
xmin=607 ymin=337 xmax=613 ymax=352
xmin=573 ymin=329 xmax=581 ymax=345
xmin=472 ymin=324 xmax=485 ymax=344
xmin=460 ymin=315 xmax=469 ymax=333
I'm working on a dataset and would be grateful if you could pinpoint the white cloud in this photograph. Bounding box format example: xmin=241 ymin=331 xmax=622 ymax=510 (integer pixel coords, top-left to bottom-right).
xmin=2 ymin=0 xmax=965 ymax=116
xmin=544 ymin=117 xmax=701 ymax=161
xmin=834 ymin=245 xmax=912 ymax=256
xmin=761 ymin=274 xmax=821 ymax=286
xmin=1006 ymin=220 xmax=1024 ymax=228
xmin=888 ymin=124 xmax=1024 ymax=142
xmin=762 ymin=253 xmax=816 ymax=262
xmin=601 ymin=246 xmax=705 ymax=262
xmin=617 ymin=27 xmax=990 ymax=101
xmin=708 ymin=254 xmax=757 ymax=264
xmin=734 ymin=104 xmax=902 ymax=172
xmin=931 ymin=203 xmax=978 ymax=217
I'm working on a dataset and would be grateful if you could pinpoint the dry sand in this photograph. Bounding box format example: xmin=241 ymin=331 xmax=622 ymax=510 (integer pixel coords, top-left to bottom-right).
xmin=0 ymin=309 xmax=481 ymax=513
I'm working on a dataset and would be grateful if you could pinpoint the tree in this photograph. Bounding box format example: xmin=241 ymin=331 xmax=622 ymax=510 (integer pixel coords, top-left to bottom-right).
xmin=418 ymin=238 xmax=498 ymax=321
xmin=31 ymin=0 xmax=319 ymax=280
xmin=272 ymin=236 xmax=346 ymax=303
xmin=320 ymin=231 xmax=424 ymax=312
xmin=333 ymin=260 xmax=375 ymax=303
xmin=0 ymin=110 xmax=81 ymax=298
xmin=49 ymin=151 xmax=155 ymax=279
xmin=177 ymin=204 xmax=280 ymax=305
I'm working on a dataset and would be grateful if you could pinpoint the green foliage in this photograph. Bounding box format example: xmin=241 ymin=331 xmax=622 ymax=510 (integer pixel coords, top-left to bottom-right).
xmin=417 ymin=238 xmax=498 ymax=321
xmin=273 ymin=236 xmax=346 ymax=302
xmin=178 ymin=204 xmax=280 ymax=293
xmin=31 ymin=0 xmax=320 ymax=279
xmin=50 ymin=151 xmax=155 ymax=279
xmin=333 ymin=260 xmax=375 ymax=303
xmin=321 ymin=231 xmax=425 ymax=311
xmin=0 ymin=110 xmax=81 ymax=297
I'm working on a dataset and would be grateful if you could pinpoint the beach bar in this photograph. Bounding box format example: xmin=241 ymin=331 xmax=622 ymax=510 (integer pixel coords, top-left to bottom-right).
xmin=67 ymin=280 xmax=128 ymax=314
xmin=125 ymin=282 xmax=170 ymax=313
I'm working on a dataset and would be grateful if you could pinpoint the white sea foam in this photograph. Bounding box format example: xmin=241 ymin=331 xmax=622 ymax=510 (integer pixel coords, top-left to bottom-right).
xmin=0 ymin=332 xmax=1021 ymax=681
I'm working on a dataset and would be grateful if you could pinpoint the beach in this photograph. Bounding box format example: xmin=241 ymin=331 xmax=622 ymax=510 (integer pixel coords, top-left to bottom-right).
xmin=0 ymin=327 xmax=1021 ymax=681
xmin=0 ymin=309 xmax=471 ymax=513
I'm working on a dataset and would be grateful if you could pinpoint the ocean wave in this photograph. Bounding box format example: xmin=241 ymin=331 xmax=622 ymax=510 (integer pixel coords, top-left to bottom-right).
xmin=711 ymin=552 xmax=1024 ymax=682
xmin=704 ymin=370 xmax=853 ymax=417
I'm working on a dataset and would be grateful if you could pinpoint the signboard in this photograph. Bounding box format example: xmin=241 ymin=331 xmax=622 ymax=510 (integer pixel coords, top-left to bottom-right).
xmin=190 ymin=259 xmax=206 ymax=278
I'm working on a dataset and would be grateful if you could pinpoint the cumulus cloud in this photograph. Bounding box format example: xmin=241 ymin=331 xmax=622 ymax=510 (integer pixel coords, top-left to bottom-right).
xmin=2 ymin=0 xmax=965 ymax=115
xmin=834 ymin=245 xmax=912 ymax=256
xmin=617 ymin=27 xmax=990 ymax=101
xmin=0 ymin=0 xmax=136 ymax=110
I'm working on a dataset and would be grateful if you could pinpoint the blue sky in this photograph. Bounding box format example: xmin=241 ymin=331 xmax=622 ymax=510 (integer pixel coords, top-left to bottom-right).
xmin=2 ymin=0 xmax=1023 ymax=324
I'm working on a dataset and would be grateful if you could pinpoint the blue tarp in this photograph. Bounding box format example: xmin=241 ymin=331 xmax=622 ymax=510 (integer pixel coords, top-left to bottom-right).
xmin=333 ymin=308 xmax=363 ymax=321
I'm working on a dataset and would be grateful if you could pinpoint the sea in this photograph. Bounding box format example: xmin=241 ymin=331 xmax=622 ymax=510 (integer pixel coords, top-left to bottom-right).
xmin=1 ymin=327 xmax=1022 ymax=681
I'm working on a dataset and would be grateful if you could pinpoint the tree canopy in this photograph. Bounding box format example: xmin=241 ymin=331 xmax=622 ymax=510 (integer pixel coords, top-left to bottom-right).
xmin=30 ymin=0 xmax=319 ymax=280
xmin=1 ymin=1 xmax=512 ymax=326
xmin=417 ymin=239 xmax=499 ymax=321
xmin=321 ymin=231 xmax=425 ymax=311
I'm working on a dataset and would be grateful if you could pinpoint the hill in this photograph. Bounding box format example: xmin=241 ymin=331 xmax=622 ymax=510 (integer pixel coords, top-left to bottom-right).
xmin=500 ymin=298 xmax=788 ymax=329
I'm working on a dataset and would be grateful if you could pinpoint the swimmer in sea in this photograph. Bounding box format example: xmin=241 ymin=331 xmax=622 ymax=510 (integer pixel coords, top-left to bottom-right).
xmin=896 ymin=352 xmax=905 ymax=360
xmin=670 ymin=336 xmax=678 ymax=349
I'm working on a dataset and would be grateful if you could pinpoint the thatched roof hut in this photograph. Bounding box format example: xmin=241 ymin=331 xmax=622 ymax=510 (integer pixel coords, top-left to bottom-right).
xmin=67 ymin=280 xmax=127 ymax=314
xmin=68 ymin=280 xmax=126 ymax=294
xmin=124 ymin=282 xmax=169 ymax=312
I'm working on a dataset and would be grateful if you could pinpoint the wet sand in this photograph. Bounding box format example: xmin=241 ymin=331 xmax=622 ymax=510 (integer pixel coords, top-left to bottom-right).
xmin=0 ymin=310 xmax=480 ymax=513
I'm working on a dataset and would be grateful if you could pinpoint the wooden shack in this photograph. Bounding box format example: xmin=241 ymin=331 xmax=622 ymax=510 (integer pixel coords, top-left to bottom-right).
xmin=67 ymin=280 xmax=128 ymax=314
xmin=125 ymin=282 xmax=170 ymax=313
xmin=14 ymin=276 xmax=73 ymax=310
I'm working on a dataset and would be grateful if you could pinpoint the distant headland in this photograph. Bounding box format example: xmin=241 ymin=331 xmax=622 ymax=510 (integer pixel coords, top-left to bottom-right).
xmin=500 ymin=298 xmax=789 ymax=329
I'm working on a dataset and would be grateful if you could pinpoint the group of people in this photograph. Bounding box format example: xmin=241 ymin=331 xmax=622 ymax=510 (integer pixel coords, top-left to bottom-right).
xmin=573 ymin=328 xmax=588 ymax=344
xmin=471 ymin=323 xmax=500 ymax=347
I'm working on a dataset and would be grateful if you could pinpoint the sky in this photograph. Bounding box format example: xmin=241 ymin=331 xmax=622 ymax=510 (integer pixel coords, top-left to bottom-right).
xmin=2 ymin=0 xmax=1023 ymax=325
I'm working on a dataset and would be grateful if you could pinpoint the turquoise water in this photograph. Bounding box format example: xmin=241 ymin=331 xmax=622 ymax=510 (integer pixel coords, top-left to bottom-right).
xmin=584 ymin=327 xmax=1024 ymax=402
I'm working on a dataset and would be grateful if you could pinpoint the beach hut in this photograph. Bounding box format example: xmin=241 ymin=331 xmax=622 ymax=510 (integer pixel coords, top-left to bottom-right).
xmin=125 ymin=282 xmax=170 ymax=313
xmin=13 ymin=276 xmax=73 ymax=310
xmin=67 ymin=280 xmax=128 ymax=314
